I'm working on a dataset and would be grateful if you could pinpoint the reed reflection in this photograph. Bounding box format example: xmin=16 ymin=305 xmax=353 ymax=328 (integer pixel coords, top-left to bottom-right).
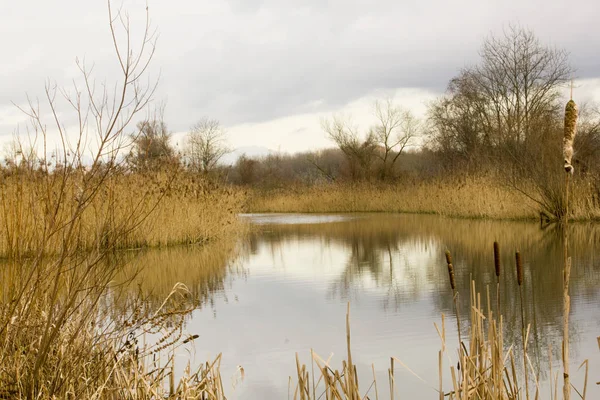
xmin=249 ymin=214 xmax=600 ymax=378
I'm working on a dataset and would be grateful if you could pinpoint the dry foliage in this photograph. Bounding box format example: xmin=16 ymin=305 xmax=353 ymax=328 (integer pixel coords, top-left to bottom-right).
xmin=0 ymin=2 xmax=244 ymax=398
xmin=290 ymin=249 xmax=591 ymax=399
xmin=246 ymin=176 xmax=537 ymax=220
xmin=0 ymin=169 xmax=244 ymax=259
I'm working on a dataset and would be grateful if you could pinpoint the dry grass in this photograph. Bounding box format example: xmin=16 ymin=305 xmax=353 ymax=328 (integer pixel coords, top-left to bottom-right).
xmin=0 ymin=170 xmax=245 ymax=258
xmin=0 ymin=278 xmax=231 ymax=399
xmin=246 ymin=176 xmax=538 ymax=220
xmin=247 ymin=175 xmax=600 ymax=221
xmin=0 ymin=3 xmax=248 ymax=396
xmin=290 ymin=247 xmax=591 ymax=399
xmin=0 ymin=166 xmax=246 ymax=398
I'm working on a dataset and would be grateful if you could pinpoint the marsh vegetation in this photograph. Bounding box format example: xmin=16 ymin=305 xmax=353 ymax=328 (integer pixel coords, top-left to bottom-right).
xmin=0 ymin=2 xmax=598 ymax=399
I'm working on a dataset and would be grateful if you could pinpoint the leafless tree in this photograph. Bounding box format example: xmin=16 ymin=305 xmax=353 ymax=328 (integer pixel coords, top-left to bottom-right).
xmin=473 ymin=24 xmax=572 ymax=144
xmin=0 ymin=2 xmax=190 ymax=396
xmin=185 ymin=117 xmax=230 ymax=173
xmin=127 ymin=105 xmax=177 ymax=171
xmin=321 ymin=114 xmax=377 ymax=181
xmin=372 ymin=98 xmax=421 ymax=179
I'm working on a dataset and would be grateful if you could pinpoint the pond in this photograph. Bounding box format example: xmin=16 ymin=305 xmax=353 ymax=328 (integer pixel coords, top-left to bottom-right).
xmin=132 ymin=213 xmax=600 ymax=398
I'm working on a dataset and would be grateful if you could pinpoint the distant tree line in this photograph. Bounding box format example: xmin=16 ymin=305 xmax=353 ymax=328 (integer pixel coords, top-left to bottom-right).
xmin=5 ymin=24 xmax=600 ymax=218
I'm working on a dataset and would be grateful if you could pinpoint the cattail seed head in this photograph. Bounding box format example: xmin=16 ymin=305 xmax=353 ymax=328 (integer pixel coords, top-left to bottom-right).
xmin=563 ymin=99 xmax=578 ymax=174
xmin=445 ymin=250 xmax=453 ymax=266
xmin=447 ymin=263 xmax=456 ymax=291
xmin=515 ymin=251 xmax=523 ymax=286
xmin=493 ymin=241 xmax=500 ymax=278
xmin=445 ymin=250 xmax=456 ymax=290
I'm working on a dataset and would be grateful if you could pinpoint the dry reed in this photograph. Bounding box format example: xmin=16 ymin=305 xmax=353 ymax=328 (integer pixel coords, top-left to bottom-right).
xmin=0 ymin=170 xmax=245 ymax=258
xmin=246 ymin=176 xmax=537 ymax=220
xmin=515 ymin=251 xmax=530 ymax=399
xmin=493 ymin=241 xmax=501 ymax=320
xmin=247 ymin=173 xmax=600 ymax=221
xmin=289 ymin=244 xmax=591 ymax=399
xmin=562 ymin=93 xmax=578 ymax=400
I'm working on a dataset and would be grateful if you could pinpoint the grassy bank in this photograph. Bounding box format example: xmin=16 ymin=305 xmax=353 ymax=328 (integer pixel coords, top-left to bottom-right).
xmin=246 ymin=175 xmax=600 ymax=221
xmin=0 ymin=169 xmax=245 ymax=397
xmin=0 ymin=171 xmax=245 ymax=258
xmin=246 ymin=177 xmax=537 ymax=219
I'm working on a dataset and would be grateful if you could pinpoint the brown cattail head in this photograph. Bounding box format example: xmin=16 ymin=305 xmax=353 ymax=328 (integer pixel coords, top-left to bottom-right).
xmin=515 ymin=251 xmax=523 ymax=286
xmin=493 ymin=242 xmax=500 ymax=278
xmin=447 ymin=263 xmax=456 ymax=291
xmin=445 ymin=250 xmax=456 ymax=290
xmin=445 ymin=250 xmax=453 ymax=265
xmin=563 ymin=99 xmax=578 ymax=174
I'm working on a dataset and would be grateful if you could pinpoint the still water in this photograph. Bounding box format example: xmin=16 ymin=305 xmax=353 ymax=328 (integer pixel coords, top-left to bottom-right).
xmin=134 ymin=213 xmax=600 ymax=398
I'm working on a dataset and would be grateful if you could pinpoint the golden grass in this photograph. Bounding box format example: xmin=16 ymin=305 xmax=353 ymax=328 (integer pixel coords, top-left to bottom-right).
xmin=0 ymin=279 xmax=230 ymax=399
xmin=0 ymin=167 xmax=246 ymax=397
xmin=247 ymin=174 xmax=600 ymax=221
xmin=246 ymin=176 xmax=538 ymax=219
xmin=0 ymin=170 xmax=245 ymax=258
xmin=290 ymin=246 xmax=591 ymax=399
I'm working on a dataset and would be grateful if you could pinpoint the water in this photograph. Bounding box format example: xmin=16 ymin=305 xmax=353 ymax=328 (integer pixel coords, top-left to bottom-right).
xmin=134 ymin=213 xmax=600 ymax=398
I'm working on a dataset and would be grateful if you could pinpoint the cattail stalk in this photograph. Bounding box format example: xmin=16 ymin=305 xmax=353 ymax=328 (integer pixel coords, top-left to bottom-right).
xmin=493 ymin=242 xmax=504 ymax=397
xmin=516 ymin=251 xmax=529 ymax=400
xmin=562 ymin=94 xmax=577 ymax=400
xmin=493 ymin=241 xmax=501 ymax=317
xmin=445 ymin=250 xmax=463 ymax=385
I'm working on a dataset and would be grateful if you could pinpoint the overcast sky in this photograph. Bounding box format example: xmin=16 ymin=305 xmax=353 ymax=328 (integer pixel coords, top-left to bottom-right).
xmin=2 ymin=0 xmax=600 ymax=156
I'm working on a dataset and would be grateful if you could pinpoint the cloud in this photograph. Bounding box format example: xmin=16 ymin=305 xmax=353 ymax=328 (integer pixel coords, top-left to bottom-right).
xmin=2 ymin=0 xmax=600 ymax=153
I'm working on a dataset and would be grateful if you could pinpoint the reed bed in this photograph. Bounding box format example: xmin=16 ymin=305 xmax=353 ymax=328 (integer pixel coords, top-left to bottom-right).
xmin=290 ymin=244 xmax=591 ymax=400
xmin=0 ymin=169 xmax=245 ymax=258
xmin=247 ymin=175 xmax=600 ymax=221
xmin=246 ymin=176 xmax=537 ymax=220
xmin=0 ymin=167 xmax=246 ymax=397
xmin=0 ymin=272 xmax=232 ymax=399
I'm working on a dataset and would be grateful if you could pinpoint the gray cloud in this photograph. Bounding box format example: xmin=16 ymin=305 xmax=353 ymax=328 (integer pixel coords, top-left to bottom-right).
xmin=2 ymin=0 xmax=599 ymax=139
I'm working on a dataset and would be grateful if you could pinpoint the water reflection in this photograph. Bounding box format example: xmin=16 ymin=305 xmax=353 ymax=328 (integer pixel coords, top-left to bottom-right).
xmin=114 ymin=240 xmax=246 ymax=316
xmin=243 ymin=214 xmax=600 ymax=396
xmin=106 ymin=214 xmax=599 ymax=398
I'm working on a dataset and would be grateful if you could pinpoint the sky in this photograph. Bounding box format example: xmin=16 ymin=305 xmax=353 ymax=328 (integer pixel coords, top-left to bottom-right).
xmin=2 ymin=0 xmax=600 ymax=158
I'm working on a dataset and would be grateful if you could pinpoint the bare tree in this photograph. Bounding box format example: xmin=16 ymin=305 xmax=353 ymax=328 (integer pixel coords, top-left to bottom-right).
xmin=185 ymin=117 xmax=230 ymax=173
xmin=426 ymin=79 xmax=490 ymax=168
xmin=473 ymin=24 xmax=572 ymax=144
xmin=372 ymin=99 xmax=421 ymax=179
xmin=426 ymin=24 xmax=573 ymax=186
xmin=321 ymin=114 xmax=377 ymax=181
xmin=127 ymin=105 xmax=176 ymax=172
xmin=0 ymin=2 xmax=194 ymax=396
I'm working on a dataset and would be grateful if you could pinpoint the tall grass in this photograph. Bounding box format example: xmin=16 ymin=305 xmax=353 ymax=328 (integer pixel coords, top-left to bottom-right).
xmin=290 ymin=244 xmax=591 ymax=399
xmin=246 ymin=175 xmax=600 ymax=221
xmin=0 ymin=2 xmax=247 ymax=397
xmin=0 ymin=169 xmax=245 ymax=258
xmin=246 ymin=176 xmax=537 ymax=219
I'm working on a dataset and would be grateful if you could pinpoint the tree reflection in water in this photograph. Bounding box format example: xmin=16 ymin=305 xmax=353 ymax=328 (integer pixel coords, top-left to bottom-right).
xmin=250 ymin=213 xmax=600 ymax=381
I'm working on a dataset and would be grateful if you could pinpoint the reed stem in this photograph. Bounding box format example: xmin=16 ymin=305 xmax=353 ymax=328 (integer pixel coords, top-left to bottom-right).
xmin=445 ymin=250 xmax=464 ymax=388
xmin=516 ymin=251 xmax=529 ymax=400
xmin=563 ymin=173 xmax=571 ymax=400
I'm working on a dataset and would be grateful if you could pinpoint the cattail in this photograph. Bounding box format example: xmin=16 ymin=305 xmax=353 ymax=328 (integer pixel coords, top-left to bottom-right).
xmin=563 ymin=99 xmax=578 ymax=174
xmin=515 ymin=251 xmax=523 ymax=286
xmin=445 ymin=250 xmax=453 ymax=266
xmin=493 ymin=242 xmax=500 ymax=278
xmin=445 ymin=250 xmax=456 ymax=290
